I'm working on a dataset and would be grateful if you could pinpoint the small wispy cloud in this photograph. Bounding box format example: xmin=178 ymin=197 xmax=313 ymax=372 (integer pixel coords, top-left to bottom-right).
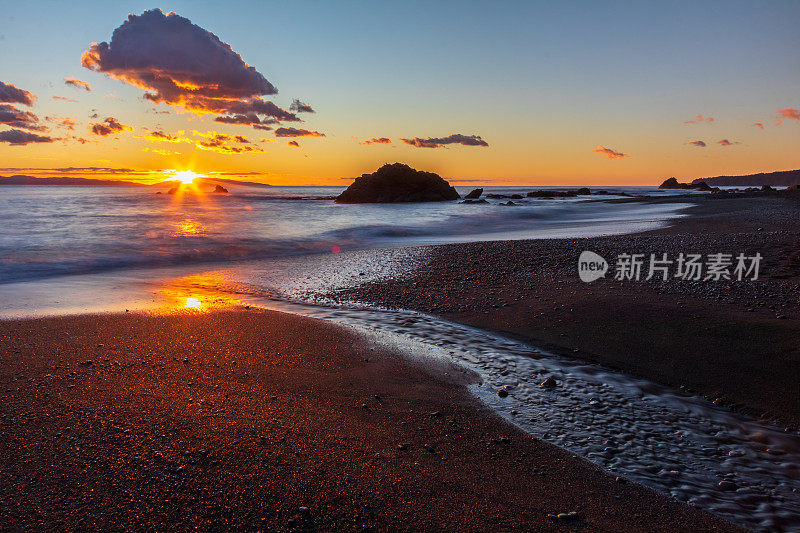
xmin=65 ymin=77 xmax=92 ymax=91
xmin=684 ymin=115 xmax=714 ymax=124
xmin=274 ymin=127 xmax=324 ymax=138
xmin=360 ymin=137 xmax=391 ymax=145
xmin=401 ymin=133 xmax=488 ymax=148
xmin=717 ymin=139 xmax=740 ymax=146
xmin=688 ymin=140 xmax=706 ymax=147
xmin=753 ymin=122 xmax=764 ymax=130
xmin=592 ymin=145 xmax=628 ymax=159
xmin=90 ymin=117 xmax=132 ymax=136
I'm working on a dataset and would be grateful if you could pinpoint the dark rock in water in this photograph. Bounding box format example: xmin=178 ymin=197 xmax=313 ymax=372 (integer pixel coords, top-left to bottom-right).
xmin=464 ymin=188 xmax=483 ymax=199
xmin=787 ymin=184 xmax=800 ymax=191
xmin=659 ymin=177 xmax=712 ymax=190
xmin=500 ymin=201 xmax=517 ymax=206
xmin=540 ymin=377 xmax=558 ymax=389
xmin=510 ymin=194 xmax=523 ymax=199
xmin=486 ymin=193 xmax=509 ymax=199
xmin=576 ymin=187 xmax=591 ymax=195
xmin=155 ymin=191 xmax=163 ymax=194
xmin=335 ymin=163 xmax=460 ymax=203
xmin=167 ymin=187 xmax=178 ymax=195
xmin=526 ymin=190 xmax=578 ymax=198
xmin=212 ymin=184 xmax=229 ymax=193
xmin=761 ymin=184 xmax=774 ymax=192
xmin=497 ymin=388 xmax=509 ymax=398
xmin=460 ymin=198 xmax=489 ymax=204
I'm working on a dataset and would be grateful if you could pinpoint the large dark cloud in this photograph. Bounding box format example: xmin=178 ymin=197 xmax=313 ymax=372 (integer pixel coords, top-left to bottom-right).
xmin=274 ymin=127 xmax=324 ymax=137
xmin=401 ymin=133 xmax=488 ymax=148
xmin=0 ymin=129 xmax=56 ymax=146
xmin=81 ymin=9 xmax=289 ymax=121
xmin=90 ymin=117 xmax=132 ymax=136
xmin=0 ymin=81 xmax=35 ymax=106
xmin=0 ymin=103 xmax=47 ymax=131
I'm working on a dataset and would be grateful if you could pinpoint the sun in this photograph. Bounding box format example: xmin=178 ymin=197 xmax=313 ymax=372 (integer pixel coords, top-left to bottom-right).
xmin=174 ymin=170 xmax=200 ymax=184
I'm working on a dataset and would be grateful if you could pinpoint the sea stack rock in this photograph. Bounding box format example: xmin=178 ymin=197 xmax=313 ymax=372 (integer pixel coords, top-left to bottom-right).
xmin=464 ymin=188 xmax=483 ymax=199
xmin=212 ymin=184 xmax=229 ymax=193
xmin=335 ymin=163 xmax=460 ymax=203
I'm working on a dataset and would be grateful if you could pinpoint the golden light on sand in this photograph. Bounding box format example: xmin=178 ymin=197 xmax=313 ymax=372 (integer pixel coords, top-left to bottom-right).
xmin=184 ymin=297 xmax=202 ymax=309
xmin=174 ymin=170 xmax=200 ymax=184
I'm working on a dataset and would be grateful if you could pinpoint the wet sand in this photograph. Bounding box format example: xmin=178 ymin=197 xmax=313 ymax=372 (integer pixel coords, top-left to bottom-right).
xmin=0 ymin=310 xmax=737 ymax=531
xmin=343 ymin=195 xmax=800 ymax=428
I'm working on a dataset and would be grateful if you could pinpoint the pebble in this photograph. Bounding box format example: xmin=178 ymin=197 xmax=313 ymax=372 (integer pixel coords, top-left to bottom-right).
xmin=497 ymin=389 xmax=508 ymax=398
xmin=540 ymin=377 xmax=558 ymax=389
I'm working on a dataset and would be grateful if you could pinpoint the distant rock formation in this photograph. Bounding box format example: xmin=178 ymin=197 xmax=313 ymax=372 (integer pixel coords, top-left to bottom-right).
xmin=659 ymin=177 xmax=712 ymax=190
xmin=212 ymin=184 xmax=229 ymax=193
xmin=335 ymin=163 xmax=460 ymax=203
xmin=692 ymin=169 xmax=800 ymax=187
xmin=0 ymin=175 xmax=144 ymax=186
xmin=464 ymin=188 xmax=483 ymax=199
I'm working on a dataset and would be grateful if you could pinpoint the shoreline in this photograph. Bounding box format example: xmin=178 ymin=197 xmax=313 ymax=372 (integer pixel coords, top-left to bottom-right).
xmin=342 ymin=194 xmax=800 ymax=428
xmin=0 ymin=310 xmax=739 ymax=531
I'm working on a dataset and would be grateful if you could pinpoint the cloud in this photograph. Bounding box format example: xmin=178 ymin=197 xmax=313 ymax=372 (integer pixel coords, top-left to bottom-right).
xmin=591 ymin=145 xmax=628 ymax=158
xmin=274 ymin=127 xmax=324 ymax=137
xmin=0 ymin=129 xmax=56 ymax=146
xmin=136 ymin=130 xmax=186 ymax=143
xmin=777 ymin=108 xmax=800 ymax=122
xmin=688 ymin=140 xmax=706 ymax=147
xmin=401 ymin=133 xmax=488 ymax=148
xmin=684 ymin=115 xmax=714 ymax=124
xmin=192 ymin=130 xmax=263 ymax=154
xmin=290 ymin=99 xmax=314 ymax=113
xmin=47 ymin=116 xmax=77 ymax=130
xmin=52 ymin=95 xmax=77 ymax=102
xmin=0 ymin=103 xmax=47 ymax=131
xmin=717 ymin=139 xmax=740 ymax=146
xmin=65 ymin=77 xmax=92 ymax=91
xmin=0 ymin=166 xmax=143 ymax=175
xmin=288 ymin=140 xmax=299 ymax=147
xmin=360 ymin=137 xmax=391 ymax=145
xmin=753 ymin=122 xmax=764 ymax=130
xmin=90 ymin=117 xmax=132 ymax=136
xmin=213 ymin=113 xmax=261 ymax=125
xmin=0 ymin=81 xmax=35 ymax=106
xmin=253 ymin=124 xmax=273 ymax=131
xmin=82 ymin=9 xmax=291 ymax=122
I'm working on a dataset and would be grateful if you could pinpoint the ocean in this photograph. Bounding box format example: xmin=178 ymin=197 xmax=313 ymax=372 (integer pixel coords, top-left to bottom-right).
xmin=0 ymin=184 xmax=693 ymax=285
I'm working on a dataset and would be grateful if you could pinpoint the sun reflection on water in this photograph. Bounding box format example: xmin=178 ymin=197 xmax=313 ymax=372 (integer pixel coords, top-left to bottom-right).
xmin=173 ymin=218 xmax=204 ymax=237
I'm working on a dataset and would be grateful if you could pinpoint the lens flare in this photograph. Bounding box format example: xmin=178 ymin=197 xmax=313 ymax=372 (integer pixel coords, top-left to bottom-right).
xmin=174 ymin=170 xmax=199 ymax=184
xmin=184 ymin=297 xmax=202 ymax=309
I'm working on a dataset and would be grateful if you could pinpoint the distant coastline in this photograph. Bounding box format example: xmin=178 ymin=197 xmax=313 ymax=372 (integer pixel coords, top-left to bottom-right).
xmin=0 ymin=175 xmax=273 ymax=188
xmin=694 ymin=168 xmax=800 ymax=187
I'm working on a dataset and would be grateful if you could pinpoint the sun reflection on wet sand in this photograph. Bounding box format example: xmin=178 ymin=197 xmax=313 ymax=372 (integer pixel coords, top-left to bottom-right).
xmin=155 ymin=271 xmax=256 ymax=313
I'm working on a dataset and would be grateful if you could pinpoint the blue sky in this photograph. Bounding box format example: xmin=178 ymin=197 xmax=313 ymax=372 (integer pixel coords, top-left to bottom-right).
xmin=1 ymin=1 xmax=798 ymax=184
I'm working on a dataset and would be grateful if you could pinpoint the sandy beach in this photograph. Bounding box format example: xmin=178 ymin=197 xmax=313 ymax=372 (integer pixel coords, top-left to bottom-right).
xmin=0 ymin=310 xmax=739 ymax=531
xmin=344 ymin=194 xmax=800 ymax=428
